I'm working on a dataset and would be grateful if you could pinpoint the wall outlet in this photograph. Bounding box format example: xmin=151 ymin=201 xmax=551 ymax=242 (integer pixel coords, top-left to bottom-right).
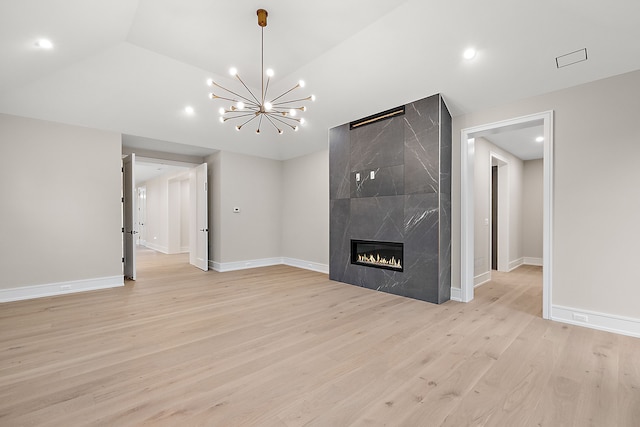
xmin=573 ymin=313 xmax=588 ymax=323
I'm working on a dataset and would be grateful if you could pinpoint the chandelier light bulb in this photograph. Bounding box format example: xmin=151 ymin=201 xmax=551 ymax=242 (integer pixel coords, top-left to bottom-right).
xmin=219 ymin=117 xmax=224 ymax=123
xmin=294 ymin=126 xmax=299 ymax=132
xmin=266 ymin=68 xmax=274 ymax=77
xmin=235 ymin=125 xmax=241 ymax=131
xmin=298 ymin=80 xmax=306 ymax=88
xmin=218 ymin=107 xmax=225 ymax=115
xmin=236 ymin=101 xmax=245 ymax=110
xmin=229 ymin=67 xmax=238 ymax=76
xmin=208 ymin=93 xmax=214 ymax=99
xmin=289 ymin=109 xmax=297 ymax=117
xmin=264 ymin=102 xmax=272 ymax=111
xmin=206 ymin=78 xmax=214 ymax=86
xmin=300 ymin=118 xmax=306 ymax=125
xmin=311 ymin=95 xmax=316 ymax=101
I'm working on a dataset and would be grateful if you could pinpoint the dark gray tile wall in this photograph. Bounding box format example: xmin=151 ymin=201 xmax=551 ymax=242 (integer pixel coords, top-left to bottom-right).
xmin=329 ymin=94 xmax=452 ymax=304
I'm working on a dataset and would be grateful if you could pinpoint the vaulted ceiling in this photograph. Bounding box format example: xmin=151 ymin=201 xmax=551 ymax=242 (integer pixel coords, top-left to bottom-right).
xmin=1 ymin=1 xmax=639 ymax=160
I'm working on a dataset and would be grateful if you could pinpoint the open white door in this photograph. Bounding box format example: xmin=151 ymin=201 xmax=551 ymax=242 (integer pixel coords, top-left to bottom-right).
xmin=123 ymin=154 xmax=137 ymax=280
xmin=189 ymin=163 xmax=208 ymax=271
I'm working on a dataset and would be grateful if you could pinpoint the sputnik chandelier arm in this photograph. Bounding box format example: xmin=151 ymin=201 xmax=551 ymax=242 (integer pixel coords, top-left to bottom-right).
xmin=207 ymin=8 xmax=315 ymax=134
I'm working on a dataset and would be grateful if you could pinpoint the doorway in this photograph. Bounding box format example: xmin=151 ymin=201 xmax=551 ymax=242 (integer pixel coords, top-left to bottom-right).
xmin=122 ymin=155 xmax=209 ymax=278
xmin=460 ymin=111 xmax=553 ymax=319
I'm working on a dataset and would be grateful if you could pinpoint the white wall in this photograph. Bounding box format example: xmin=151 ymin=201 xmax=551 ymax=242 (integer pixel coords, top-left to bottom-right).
xmin=453 ymin=69 xmax=640 ymax=321
xmin=473 ymin=137 xmax=524 ymax=280
xmin=522 ymin=159 xmax=543 ymax=261
xmin=141 ymin=171 xmax=190 ymax=254
xmin=281 ymin=149 xmax=329 ymax=267
xmin=0 ymin=113 xmax=122 ymax=298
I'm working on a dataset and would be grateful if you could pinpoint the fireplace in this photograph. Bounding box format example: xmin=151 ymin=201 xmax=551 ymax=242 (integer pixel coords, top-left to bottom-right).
xmin=351 ymin=240 xmax=403 ymax=272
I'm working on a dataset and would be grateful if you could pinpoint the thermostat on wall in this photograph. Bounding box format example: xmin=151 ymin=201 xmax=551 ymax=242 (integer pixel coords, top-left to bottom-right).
xmin=233 ymin=207 xmax=240 ymax=213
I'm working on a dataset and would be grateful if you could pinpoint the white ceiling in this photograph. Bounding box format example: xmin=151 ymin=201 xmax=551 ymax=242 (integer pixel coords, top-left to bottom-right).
xmin=1 ymin=0 xmax=639 ymax=160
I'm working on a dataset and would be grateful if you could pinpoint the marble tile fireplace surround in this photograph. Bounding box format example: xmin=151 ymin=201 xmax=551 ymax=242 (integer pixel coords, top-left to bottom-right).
xmin=329 ymin=94 xmax=451 ymax=304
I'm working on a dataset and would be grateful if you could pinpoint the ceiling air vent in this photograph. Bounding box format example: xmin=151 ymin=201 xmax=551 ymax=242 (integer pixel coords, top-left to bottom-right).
xmin=556 ymin=48 xmax=588 ymax=68
xmin=350 ymin=105 xmax=405 ymax=130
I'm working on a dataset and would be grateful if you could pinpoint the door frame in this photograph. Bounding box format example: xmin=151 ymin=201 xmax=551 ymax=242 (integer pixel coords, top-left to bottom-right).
xmin=460 ymin=110 xmax=553 ymax=319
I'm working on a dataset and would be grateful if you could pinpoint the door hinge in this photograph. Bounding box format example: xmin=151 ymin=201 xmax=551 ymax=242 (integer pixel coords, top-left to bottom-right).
xmin=122 ymin=167 xmax=124 ymax=173
xmin=122 ymin=227 xmax=125 ymax=233
xmin=122 ymin=197 xmax=125 ymax=203
xmin=122 ymin=257 xmax=125 ymax=263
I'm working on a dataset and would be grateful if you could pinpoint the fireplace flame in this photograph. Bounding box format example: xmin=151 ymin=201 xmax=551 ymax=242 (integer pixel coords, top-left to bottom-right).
xmin=357 ymin=253 xmax=402 ymax=269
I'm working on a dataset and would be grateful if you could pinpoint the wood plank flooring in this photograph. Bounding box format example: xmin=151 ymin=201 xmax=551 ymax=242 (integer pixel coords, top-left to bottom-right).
xmin=1 ymin=248 xmax=639 ymax=426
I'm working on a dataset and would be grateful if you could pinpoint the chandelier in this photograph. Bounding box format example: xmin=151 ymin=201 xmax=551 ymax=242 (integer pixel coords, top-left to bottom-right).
xmin=207 ymin=9 xmax=315 ymax=134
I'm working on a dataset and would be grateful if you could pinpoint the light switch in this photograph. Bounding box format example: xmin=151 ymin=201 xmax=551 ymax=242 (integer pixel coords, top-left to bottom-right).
xmin=356 ymin=173 xmax=360 ymax=182
xmin=370 ymin=170 xmax=375 ymax=179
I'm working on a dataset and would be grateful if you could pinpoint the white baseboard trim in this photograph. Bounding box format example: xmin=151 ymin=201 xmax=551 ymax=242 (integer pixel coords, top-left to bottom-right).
xmin=209 ymin=257 xmax=329 ymax=274
xmin=144 ymin=242 xmax=168 ymax=254
xmin=551 ymin=305 xmax=640 ymax=339
xmin=282 ymin=257 xmax=329 ymax=274
xmin=508 ymin=257 xmax=524 ymax=272
xmin=474 ymin=271 xmax=491 ymax=287
xmin=0 ymin=276 xmax=124 ymax=303
xmin=450 ymin=287 xmax=462 ymax=302
xmin=523 ymin=257 xmax=543 ymax=266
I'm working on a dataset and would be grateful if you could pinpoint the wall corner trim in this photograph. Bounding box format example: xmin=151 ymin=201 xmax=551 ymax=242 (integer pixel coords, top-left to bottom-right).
xmin=0 ymin=276 xmax=124 ymax=303
xmin=551 ymin=305 xmax=640 ymax=338
xmin=474 ymin=271 xmax=491 ymax=287
xmin=508 ymin=257 xmax=524 ymax=272
xmin=450 ymin=287 xmax=463 ymax=302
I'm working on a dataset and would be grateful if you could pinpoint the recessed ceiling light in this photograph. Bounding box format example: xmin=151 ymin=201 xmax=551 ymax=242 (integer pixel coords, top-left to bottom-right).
xmin=185 ymin=106 xmax=195 ymax=115
xmin=536 ymin=136 xmax=544 ymax=143
xmin=463 ymin=48 xmax=476 ymax=60
xmin=34 ymin=39 xmax=53 ymax=49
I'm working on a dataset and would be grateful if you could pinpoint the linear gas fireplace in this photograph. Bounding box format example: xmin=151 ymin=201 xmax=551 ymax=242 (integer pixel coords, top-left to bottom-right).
xmin=351 ymin=240 xmax=403 ymax=272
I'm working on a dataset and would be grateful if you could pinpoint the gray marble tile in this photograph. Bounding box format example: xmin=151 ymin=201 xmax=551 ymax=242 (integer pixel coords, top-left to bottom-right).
xmin=439 ymin=97 xmax=452 ymax=197
xmin=328 ymin=93 xmax=452 ymax=305
xmin=350 ymin=115 xmax=404 ymax=171
xmin=351 ymin=165 xmax=404 ymax=198
xmin=404 ymin=95 xmax=440 ymax=195
xmin=329 ymin=199 xmax=350 ymax=282
xmin=438 ymin=194 xmax=452 ymax=303
xmin=329 ymin=124 xmax=351 ymax=200
xmin=350 ymin=196 xmax=404 ymax=243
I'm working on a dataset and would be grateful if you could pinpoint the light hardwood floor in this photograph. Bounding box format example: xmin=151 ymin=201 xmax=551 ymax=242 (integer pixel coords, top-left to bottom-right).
xmin=1 ymin=249 xmax=639 ymax=426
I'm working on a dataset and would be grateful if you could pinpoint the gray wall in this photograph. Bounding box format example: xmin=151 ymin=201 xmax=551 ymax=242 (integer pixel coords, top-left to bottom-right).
xmin=522 ymin=159 xmax=543 ymax=261
xmin=452 ymin=69 xmax=640 ymax=319
xmin=473 ymin=137 xmax=524 ymax=279
xmin=281 ymin=149 xmax=329 ymax=265
xmin=0 ymin=113 xmax=122 ymax=291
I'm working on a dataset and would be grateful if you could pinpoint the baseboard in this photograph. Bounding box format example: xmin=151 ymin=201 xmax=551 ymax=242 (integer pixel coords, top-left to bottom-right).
xmin=474 ymin=271 xmax=491 ymax=287
xmin=0 ymin=276 xmax=124 ymax=303
xmin=508 ymin=257 xmax=524 ymax=271
xmin=144 ymin=242 xmax=168 ymax=254
xmin=209 ymin=257 xmax=329 ymax=274
xmin=551 ymin=305 xmax=640 ymax=339
xmin=282 ymin=257 xmax=329 ymax=274
xmin=523 ymin=257 xmax=543 ymax=266
xmin=450 ymin=287 xmax=462 ymax=302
